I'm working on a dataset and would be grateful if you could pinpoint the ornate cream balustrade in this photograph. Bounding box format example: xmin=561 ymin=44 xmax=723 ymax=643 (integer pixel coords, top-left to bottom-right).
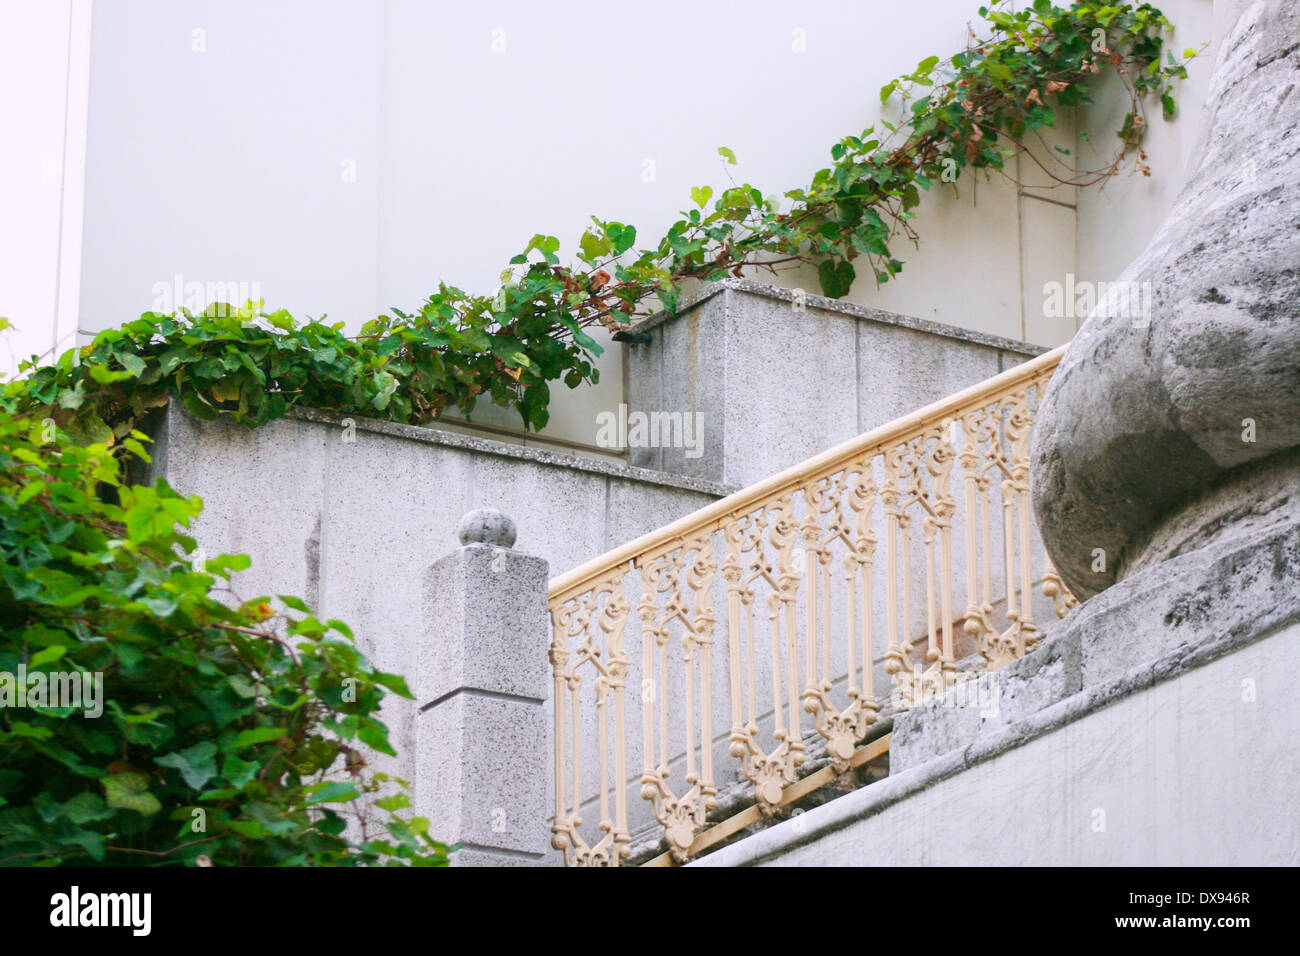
xmin=548 ymin=345 xmax=1077 ymax=867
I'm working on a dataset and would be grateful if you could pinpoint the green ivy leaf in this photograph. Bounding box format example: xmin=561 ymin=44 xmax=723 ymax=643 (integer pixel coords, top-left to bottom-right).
xmin=817 ymin=259 xmax=856 ymax=299
xmin=28 ymin=645 xmax=66 ymax=668
xmin=63 ymin=792 xmax=112 ymax=824
xmin=306 ymin=781 xmax=361 ymax=804
xmin=156 ymin=741 xmax=219 ymax=790
xmin=234 ymin=727 xmax=286 ymax=748
xmin=102 ymin=772 xmax=162 ymax=815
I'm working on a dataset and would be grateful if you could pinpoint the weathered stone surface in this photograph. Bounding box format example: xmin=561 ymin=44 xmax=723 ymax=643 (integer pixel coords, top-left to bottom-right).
xmin=456 ymin=507 xmax=517 ymax=548
xmin=414 ymin=524 xmax=554 ymax=866
xmin=891 ymin=626 xmax=1083 ymax=771
xmin=419 ymin=533 xmax=549 ymax=707
xmin=1032 ymin=0 xmax=1300 ymax=598
xmin=627 ymin=279 xmax=1042 ymax=488
xmin=414 ymin=692 xmax=549 ymax=862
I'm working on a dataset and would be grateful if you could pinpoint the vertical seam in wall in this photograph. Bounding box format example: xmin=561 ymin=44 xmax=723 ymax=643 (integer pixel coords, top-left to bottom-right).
xmin=1073 ymin=102 xmax=1082 ymax=336
xmin=621 ymin=327 xmax=630 ymax=460
xmin=654 ymin=323 xmax=664 ymax=470
xmin=318 ymin=420 xmax=331 ymax=618
xmin=855 ymin=316 xmax=862 ymax=433
xmin=721 ymin=288 xmax=731 ymax=485
xmin=52 ymin=3 xmax=79 ymax=352
xmin=603 ymin=475 xmax=612 ymax=552
xmin=468 ymin=446 xmax=478 ymax=511
xmin=1015 ymin=147 xmax=1027 ymax=342
xmin=153 ymin=405 xmax=170 ymax=482
xmin=374 ymin=3 xmax=387 ymax=321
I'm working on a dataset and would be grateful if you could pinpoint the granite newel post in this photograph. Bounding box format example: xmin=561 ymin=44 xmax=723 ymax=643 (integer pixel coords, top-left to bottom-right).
xmin=415 ymin=509 xmax=552 ymax=866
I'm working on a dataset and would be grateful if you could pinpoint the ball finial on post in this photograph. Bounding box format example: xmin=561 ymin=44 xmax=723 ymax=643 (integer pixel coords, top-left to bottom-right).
xmin=456 ymin=508 xmax=517 ymax=549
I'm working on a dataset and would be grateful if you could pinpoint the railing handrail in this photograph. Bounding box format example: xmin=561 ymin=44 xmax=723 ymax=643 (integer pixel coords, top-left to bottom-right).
xmin=549 ymin=343 xmax=1067 ymax=601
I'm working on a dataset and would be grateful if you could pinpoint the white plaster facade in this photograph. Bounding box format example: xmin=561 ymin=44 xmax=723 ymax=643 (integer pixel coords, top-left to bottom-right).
xmin=3 ymin=0 xmax=1216 ymax=451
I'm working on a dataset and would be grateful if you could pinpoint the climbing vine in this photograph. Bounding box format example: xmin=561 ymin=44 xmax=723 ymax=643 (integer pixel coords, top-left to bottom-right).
xmin=4 ymin=0 xmax=1193 ymax=440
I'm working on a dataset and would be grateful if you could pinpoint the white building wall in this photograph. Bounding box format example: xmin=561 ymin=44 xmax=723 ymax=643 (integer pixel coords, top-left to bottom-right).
xmin=1075 ymin=0 xmax=1216 ymax=293
xmin=3 ymin=0 xmax=1222 ymax=448
xmin=0 ymin=0 xmax=89 ymax=378
xmin=738 ymin=618 xmax=1300 ymax=867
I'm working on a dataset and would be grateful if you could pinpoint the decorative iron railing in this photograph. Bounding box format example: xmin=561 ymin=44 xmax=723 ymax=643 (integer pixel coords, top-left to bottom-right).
xmin=548 ymin=345 xmax=1077 ymax=866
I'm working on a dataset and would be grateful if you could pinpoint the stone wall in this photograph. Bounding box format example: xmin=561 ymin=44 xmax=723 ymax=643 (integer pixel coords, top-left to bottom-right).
xmin=144 ymin=402 xmax=724 ymax=864
xmin=146 ymin=400 xmax=725 ymax=613
xmin=626 ymin=280 xmax=1044 ymax=488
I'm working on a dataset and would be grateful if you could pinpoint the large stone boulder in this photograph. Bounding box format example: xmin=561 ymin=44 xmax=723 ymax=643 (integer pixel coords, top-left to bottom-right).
xmin=1031 ymin=0 xmax=1300 ymax=598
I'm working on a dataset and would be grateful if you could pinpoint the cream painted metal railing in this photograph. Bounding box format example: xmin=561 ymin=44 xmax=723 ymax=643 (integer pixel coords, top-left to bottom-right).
xmin=548 ymin=345 xmax=1078 ymax=866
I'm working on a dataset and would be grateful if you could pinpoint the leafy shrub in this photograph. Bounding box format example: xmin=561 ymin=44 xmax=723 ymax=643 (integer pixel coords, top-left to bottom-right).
xmin=0 ymin=406 xmax=446 ymax=866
